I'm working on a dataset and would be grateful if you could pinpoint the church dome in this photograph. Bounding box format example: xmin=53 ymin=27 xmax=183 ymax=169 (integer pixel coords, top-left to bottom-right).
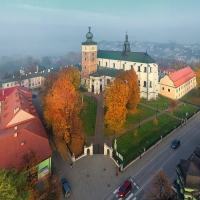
xmin=86 ymin=27 xmax=93 ymax=39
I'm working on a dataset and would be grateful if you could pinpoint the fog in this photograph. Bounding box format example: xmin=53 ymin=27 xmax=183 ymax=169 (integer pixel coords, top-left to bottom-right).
xmin=1 ymin=0 xmax=200 ymax=56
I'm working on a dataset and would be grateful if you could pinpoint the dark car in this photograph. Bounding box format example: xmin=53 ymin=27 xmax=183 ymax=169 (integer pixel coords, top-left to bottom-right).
xmin=32 ymin=94 xmax=37 ymax=98
xmin=61 ymin=178 xmax=71 ymax=198
xmin=118 ymin=180 xmax=132 ymax=198
xmin=171 ymin=139 xmax=180 ymax=149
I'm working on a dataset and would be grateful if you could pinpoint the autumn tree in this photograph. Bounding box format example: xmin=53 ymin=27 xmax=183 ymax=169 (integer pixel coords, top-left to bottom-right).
xmin=40 ymin=72 xmax=59 ymax=107
xmin=20 ymin=150 xmax=40 ymax=188
xmin=0 ymin=168 xmax=31 ymax=200
xmin=43 ymin=74 xmax=84 ymax=155
xmin=59 ymin=66 xmax=80 ymax=90
xmin=169 ymin=99 xmax=178 ymax=110
xmin=116 ymin=69 xmax=140 ymax=111
xmin=145 ymin=170 xmax=174 ymax=200
xmin=103 ymin=78 xmax=129 ymax=132
xmin=43 ymin=174 xmax=62 ymax=200
xmin=194 ymin=62 xmax=200 ymax=95
xmin=153 ymin=117 xmax=158 ymax=126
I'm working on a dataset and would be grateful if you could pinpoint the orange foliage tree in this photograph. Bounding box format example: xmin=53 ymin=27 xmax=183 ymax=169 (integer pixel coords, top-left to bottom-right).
xmin=103 ymin=78 xmax=129 ymax=132
xmin=59 ymin=66 xmax=80 ymax=91
xmin=195 ymin=63 xmax=200 ymax=95
xmin=153 ymin=117 xmax=158 ymax=126
xmin=40 ymin=72 xmax=59 ymax=107
xmin=43 ymin=72 xmax=84 ymax=155
xmin=169 ymin=99 xmax=178 ymax=110
xmin=116 ymin=69 xmax=140 ymax=111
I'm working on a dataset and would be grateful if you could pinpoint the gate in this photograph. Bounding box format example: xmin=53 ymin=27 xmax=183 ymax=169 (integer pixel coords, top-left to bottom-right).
xmin=93 ymin=144 xmax=104 ymax=154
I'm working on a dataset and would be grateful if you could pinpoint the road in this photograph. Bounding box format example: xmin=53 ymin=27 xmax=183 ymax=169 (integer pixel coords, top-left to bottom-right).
xmin=104 ymin=113 xmax=200 ymax=200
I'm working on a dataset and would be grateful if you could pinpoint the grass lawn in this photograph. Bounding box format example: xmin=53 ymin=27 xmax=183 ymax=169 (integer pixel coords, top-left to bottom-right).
xmin=115 ymin=114 xmax=180 ymax=165
xmin=172 ymin=104 xmax=200 ymax=119
xmin=80 ymin=95 xmax=97 ymax=136
xmin=181 ymin=88 xmax=200 ymax=107
xmin=124 ymin=104 xmax=157 ymax=127
xmin=141 ymin=94 xmax=176 ymax=110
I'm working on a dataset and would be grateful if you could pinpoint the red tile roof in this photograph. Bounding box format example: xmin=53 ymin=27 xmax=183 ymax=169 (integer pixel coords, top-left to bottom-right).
xmin=0 ymin=87 xmax=52 ymax=171
xmin=0 ymin=86 xmax=29 ymax=101
xmin=169 ymin=67 xmax=195 ymax=87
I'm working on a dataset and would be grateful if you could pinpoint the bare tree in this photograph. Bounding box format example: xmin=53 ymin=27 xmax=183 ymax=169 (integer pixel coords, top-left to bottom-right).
xmin=145 ymin=170 xmax=174 ymax=200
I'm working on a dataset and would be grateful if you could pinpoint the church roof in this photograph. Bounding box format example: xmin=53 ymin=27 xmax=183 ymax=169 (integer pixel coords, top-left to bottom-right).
xmin=97 ymin=50 xmax=156 ymax=63
xmin=90 ymin=66 xmax=121 ymax=77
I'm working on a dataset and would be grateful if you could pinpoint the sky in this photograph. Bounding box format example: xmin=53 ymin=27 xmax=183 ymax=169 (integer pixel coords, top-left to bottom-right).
xmin=1 ymin=0 xmax=200 ymax=56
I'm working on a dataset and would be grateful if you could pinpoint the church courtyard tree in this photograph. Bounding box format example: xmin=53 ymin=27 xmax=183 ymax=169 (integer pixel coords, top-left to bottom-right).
xmin=103 ymin=78 xmax=129 ymax=132
xmin=117 ymin=69 xmax=140 ymax=112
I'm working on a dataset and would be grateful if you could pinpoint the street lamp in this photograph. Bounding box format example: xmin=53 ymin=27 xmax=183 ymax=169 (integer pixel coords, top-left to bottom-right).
xmin=138 ymin=118 xmax=140 ymax=128
xmin=139 ymin=142 xmax=142 ymax=159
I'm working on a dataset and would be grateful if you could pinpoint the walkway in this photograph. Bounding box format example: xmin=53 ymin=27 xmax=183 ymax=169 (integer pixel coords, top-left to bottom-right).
xmin=83 ymin=92 xmax=184 ymax=146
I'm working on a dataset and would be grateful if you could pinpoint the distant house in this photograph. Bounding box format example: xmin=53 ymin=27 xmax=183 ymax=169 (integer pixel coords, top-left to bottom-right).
xmin=176 ymin=147 xmax=200 ymax=200
xmin=159 ymin=67 xmax=196 ymax=99
xmin=0 ymin=87 xmax=52 ymax=182
xmin=1 ymin=67 xmax=60 ymax=89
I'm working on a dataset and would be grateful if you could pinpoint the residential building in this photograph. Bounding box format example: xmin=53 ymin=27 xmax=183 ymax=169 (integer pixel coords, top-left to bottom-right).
xmin=176 ymin=147 xmax=200 ymax=200
xmin=81 ymin=28 xmax=159 ymax=100
xmin=1 ymin=67 xmax=60 ymax=90
xmin=0 ymin=87 xmax=52 ymax=182
xmin=159 ymin=67 xmax=196 ymax=99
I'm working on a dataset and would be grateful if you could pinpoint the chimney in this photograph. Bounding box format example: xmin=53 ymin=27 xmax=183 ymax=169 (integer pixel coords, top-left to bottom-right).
xmin=14 ymin=131 xmax=18 ymax=137
xmin=2 ymin=89 xmax=4 ymax=95
xmin=21 ymin=141 xmax=25 ymax=146
xmin=14 ymin=125 xmax=17 ymax=130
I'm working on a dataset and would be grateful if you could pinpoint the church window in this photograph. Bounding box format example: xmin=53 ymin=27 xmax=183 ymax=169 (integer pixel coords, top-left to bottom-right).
xmin=113 ymin=63 xmax=115 ymax=68
xmin=85 ymin=52 xmax=87 ymax=55
xmin=150 ymin=67 xmax=152 ymax=72
xmin=138 ymin=66 xmax=140 ymax=72
xmin=7 ymin=84 xmax=9 ymax=87
xmin=143 ymin=81 xmax=146 ymax=87
xmin=92 ymin=53 xmax=94 ymax=56
xmin=144 ymin=67 xmax=147 ymax=72
xmin=149 ymin=81 xmax=152 ymax=88
xmin=123 ymin=64 xmax=125 ymax=69
xmin=131 ymin=65 xmax=133 ymax=69
xmin=100 ymin=79 xmax=102 ymax=82
xmin=162 ymin=87 xmax=164 ymax=90
xmin=11 ymin=83 xmax=13 ymax=86
xmin=85 ymin=47 xmax=87 ymax=50
xmin=92 ymin=79 xmax=94 ymax=82
xmin=106 ymin=62 xmax=107 ymax=67
xmin=138 ymin=80 xmax=140 ymax=86
xmin=99 ymin=61 xmax=100 ymax=65
xmin=168 ymin=89 xmax=170 ymax=92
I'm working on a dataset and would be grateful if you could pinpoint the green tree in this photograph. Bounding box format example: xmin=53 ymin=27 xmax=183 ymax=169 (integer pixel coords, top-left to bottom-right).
xmin=0 ymin=168 xmax=31 ymax=200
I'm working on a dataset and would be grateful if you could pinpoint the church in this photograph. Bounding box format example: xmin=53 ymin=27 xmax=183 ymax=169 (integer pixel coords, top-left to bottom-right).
xmin=81 ymin=27 xmax=159 ymax=100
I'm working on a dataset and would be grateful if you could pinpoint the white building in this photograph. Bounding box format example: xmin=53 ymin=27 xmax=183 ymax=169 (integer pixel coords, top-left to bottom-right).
xmin=81 ymin=28 xmax=159 ymax=100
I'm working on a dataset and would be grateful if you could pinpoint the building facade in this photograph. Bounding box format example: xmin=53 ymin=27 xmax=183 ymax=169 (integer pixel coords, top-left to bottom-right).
xmin=81 ymin=28 xmax=159 ymax=100
xmin=159 ymin=67 xmax=196 ymax=99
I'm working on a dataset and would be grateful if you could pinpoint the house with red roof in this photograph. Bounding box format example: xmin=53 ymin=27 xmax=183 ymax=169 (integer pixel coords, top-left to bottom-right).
xmin=0 ymin=86 xmax=52 ymax=181
xmin=159 ymin=67 xmax=196 ymax=99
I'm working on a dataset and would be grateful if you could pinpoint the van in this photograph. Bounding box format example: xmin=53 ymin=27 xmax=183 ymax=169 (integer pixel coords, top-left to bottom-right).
xmin=61 ymin=178 xmax=71 ymax=198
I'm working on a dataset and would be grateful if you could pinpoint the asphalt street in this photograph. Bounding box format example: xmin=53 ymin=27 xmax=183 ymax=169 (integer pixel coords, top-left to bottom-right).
xmin=32 ymin=92 xmax=200 ymax=200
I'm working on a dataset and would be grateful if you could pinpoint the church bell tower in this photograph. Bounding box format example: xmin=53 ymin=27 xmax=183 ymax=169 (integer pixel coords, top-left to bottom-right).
xmin=81 ymin=27 xmax=97 ymax=87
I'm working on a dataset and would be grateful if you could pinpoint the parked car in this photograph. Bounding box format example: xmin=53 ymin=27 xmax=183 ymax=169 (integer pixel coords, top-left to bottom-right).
xmin=118 ymin=180 xmax=132 ymax=198
xmin=61 ymin=178 xmax=71 ymax=198
xmin=32 ymin=94 xmax=37 ymax=98
xmin=171 ymin=139 xmax=180 ymax=149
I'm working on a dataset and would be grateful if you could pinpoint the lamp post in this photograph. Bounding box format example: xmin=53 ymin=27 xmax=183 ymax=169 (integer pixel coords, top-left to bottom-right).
xmin=139 ymin=142 xmax=142 ymax=159
xmin=138 ymin=118 xmax=140 ymax=128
